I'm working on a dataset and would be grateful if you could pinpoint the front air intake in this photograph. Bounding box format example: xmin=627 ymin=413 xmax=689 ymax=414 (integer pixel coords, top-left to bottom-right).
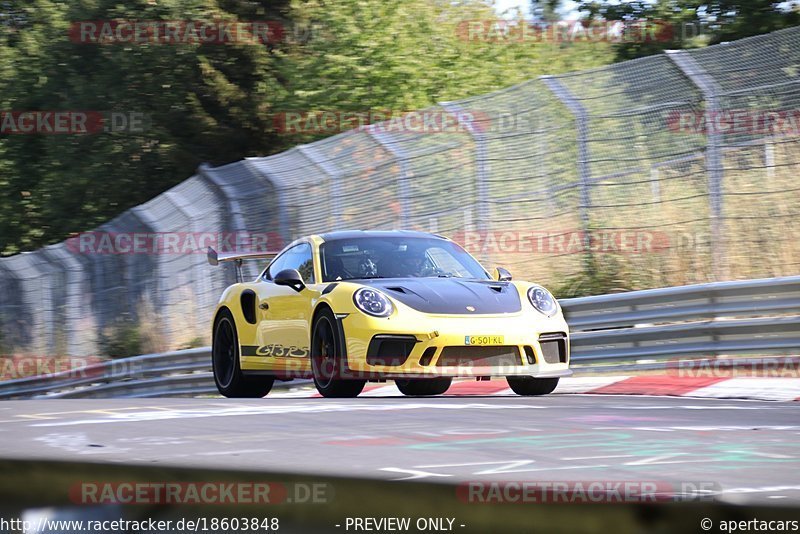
xmin=538 ymin=332 xmax=568 ymax=364
xmin=366 ymin=335 xmax=418 ymax=366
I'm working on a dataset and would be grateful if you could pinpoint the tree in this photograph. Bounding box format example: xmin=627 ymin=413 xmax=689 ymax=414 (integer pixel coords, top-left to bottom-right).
xmin=0 ymin=0 xmax=290 ymax=254
xmin=578 ymin=0 xmax=800 ymax=60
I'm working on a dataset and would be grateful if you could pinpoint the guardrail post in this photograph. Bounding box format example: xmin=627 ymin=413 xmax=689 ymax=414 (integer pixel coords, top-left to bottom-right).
xmin=540 ymin=76 xmax=594 ymax=260
xmin=667 ymin=50 xmax=726 ymax=281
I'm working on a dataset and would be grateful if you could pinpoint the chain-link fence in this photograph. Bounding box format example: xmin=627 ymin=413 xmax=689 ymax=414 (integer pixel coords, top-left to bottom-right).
xmin=2 ymin=27 xmax=799 ymax=356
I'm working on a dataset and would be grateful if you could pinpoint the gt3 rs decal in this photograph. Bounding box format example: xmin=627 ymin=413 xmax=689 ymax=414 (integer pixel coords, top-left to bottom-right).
xmin=241 ymin=345 xmax=309 ymax=358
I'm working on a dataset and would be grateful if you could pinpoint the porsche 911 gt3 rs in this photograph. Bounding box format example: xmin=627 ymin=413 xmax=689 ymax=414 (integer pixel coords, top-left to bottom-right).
xmin=208 ymin=230 xmax=570 ymax=398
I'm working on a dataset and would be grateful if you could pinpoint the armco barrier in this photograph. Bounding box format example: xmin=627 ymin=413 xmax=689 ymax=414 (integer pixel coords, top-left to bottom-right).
xmin=0 ymin=275 xmax=797 ymax=399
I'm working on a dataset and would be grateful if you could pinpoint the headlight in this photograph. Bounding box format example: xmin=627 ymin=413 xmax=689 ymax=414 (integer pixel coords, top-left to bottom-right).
xmin=353 ymin=288 xmax=394 ymax=317
xmin=527 ymin=286 xmax=558 ymax=317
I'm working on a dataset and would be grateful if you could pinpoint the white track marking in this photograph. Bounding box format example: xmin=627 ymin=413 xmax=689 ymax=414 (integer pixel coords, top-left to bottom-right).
xmin=379 ymin=468 xmax=453 ymax=481
xmin=33 ymin=432 xmax=131 ymax=455
xmin=30 ymin=402 xmax=547 ymax=427
xmin=686 ymin=378 xmax=800 ymax=401
xmin=553 ymin=376 xmax=631 ymax=393
xmin=561 ymin=454 xmax=635 ymax=461
xmin=625 ymin=453 xmax=690 ymax=465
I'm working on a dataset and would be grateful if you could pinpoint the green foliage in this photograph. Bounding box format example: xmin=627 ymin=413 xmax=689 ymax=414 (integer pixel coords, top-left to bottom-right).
xmin=0 ymin=0 xmax=290 ymax=255
xmin=577 ymin=0 xmax=800 ymax=60
xmin=178 ymin=336 xmax=206 ymax=350
xmin=553 ymin=254 xmax=634 ymax=298
xmin=98 ymin=316 xmax=143 ymax=359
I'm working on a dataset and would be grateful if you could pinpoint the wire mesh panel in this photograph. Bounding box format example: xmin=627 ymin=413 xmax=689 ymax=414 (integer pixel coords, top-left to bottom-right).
xmin=247 ymin=147 xmax=337 ymax=239
xmin=686 ymin=28 xmax=800 ymax=280
xmin=452 ymin=78 xmax=586 ymax=286
xmin=1 ymin=27 xmax=800 ymax=356
xmin=549 ymin=55 xmax=710 ymax=289
xmin=0 ymin=254 xmax=48 ymax=354
xmin=301 ymin=129 xmax=402 ymax=231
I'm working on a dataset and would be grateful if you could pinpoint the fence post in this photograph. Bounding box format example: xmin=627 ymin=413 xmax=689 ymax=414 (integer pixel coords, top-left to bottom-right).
xmin=366 ymin=128 xmax=410 ymax=229
xmin=667 ymin=50 xmax=726 ymax=281
xmin=40 ymin=243 xmax=94 ymax=357
xmin=297 ymin=145 xmax=343 ymax=228
xmin=540 ymin=76 xmax=593 ymax=257
xmin=198 ymin=164 xmax=252 ymax=283
xmin=244 ymin=160 xmax=291 ymax=248
xmin=439 ymin=102 xmax=489 ymax=234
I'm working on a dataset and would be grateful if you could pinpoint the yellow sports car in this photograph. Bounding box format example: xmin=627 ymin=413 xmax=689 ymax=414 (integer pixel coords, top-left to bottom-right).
xmin=208 ymin=230 xmax=570 ymax=398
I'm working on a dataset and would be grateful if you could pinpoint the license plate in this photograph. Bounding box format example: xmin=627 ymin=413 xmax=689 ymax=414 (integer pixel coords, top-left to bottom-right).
xmin=465 ymin=335 xmax=504 ymax=346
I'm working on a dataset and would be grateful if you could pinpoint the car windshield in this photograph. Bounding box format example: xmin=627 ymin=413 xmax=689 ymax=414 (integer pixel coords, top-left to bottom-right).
xmin=319 ymin=236 xmax=490 ymax=282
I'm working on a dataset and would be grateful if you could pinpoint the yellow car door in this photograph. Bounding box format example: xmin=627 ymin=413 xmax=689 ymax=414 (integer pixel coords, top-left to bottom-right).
xmin=250 ymin=243 xmax=317 ymax=376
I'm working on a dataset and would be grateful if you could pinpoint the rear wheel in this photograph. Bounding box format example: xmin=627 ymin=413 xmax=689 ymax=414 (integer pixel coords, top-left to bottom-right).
xmin=311 ymin=308 xmax=365 ymax=398
xmin=212 ymin=309 xmax=273 ymax=398
xmin=395 ymin=377 xmax=452 ymax=396
xmin=506 ymin=376 xmax=559 ymax=396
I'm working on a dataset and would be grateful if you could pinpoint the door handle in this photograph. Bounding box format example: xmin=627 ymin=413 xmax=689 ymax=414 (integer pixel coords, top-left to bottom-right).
xmin=259 ymin=301 xmax=269 ymax=310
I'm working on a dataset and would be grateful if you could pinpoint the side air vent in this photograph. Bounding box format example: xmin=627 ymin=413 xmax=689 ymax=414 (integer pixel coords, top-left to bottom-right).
xmin=240 ymin=290 xmax=257 ymax=325
xmin=538 ymin=332 xmax=568 ymax=364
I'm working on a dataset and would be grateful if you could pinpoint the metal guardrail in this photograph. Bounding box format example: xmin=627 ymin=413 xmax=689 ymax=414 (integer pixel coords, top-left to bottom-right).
xmin=564 ymin=274 xmax=800 ymax=362
xmin=0 ymin=275 xmax=797 ymax=399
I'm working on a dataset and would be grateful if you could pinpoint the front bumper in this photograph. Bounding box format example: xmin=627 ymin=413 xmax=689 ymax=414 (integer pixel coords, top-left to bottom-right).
xmin=340 ymin=310 xmax=571 ymax=379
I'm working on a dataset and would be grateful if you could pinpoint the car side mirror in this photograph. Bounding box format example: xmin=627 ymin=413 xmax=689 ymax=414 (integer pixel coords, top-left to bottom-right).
xmin=274 ymin=268 xmax=305 ymax=292
xmin=494 ymin=267 xmax=512 ymax=282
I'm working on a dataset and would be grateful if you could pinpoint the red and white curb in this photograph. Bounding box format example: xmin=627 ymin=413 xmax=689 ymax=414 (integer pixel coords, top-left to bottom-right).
xmin=274 ymin=376 xmax=800 ymax=401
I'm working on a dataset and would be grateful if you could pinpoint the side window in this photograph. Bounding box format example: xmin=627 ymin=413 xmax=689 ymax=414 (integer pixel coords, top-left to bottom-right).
xmin=292 ymin=244 xmax=315 ymax=283
xmin=266 ymin=243 xmax=315 ymax=284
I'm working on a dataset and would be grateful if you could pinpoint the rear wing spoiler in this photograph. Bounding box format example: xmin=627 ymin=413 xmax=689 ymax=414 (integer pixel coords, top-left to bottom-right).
xmin=207 ymin=247 xmax=278 ymax=282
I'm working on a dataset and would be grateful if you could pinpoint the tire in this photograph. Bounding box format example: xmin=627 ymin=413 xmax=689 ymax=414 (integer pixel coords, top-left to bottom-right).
xmin=395 ymin=377 xmax=452 ymax=396
xmin=311 ymin=308 xmax=366 ymax=398
xmin=506 ymin=376 xmax=559 ymax=396
xmin=212 ymin=309 xmax=273 ymax=398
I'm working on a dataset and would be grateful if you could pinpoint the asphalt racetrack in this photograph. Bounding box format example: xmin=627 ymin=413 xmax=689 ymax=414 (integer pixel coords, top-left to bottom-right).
xmin=0 ymin=394 xmax=798 ymax=505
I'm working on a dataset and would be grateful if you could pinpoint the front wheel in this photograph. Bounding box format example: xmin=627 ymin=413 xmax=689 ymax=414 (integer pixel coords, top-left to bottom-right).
xmin=311 ymin=308 xmax=365 ymax=398
xmin=212 ymin=309 xmax=274 ymax=398
xmin=506 ymin=376 xmax=559 ymax=396
xmin=395 ymin=377 xmax=452 ymax=396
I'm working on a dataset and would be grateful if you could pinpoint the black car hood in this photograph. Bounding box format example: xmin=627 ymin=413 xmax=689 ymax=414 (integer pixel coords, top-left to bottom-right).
xmin=356 ymin=278 xmax=521 ymax=315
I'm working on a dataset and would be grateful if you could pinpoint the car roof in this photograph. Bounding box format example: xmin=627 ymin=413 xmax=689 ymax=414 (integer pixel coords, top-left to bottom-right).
xmin=317 ymin=230 xmax=446 ymax=241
